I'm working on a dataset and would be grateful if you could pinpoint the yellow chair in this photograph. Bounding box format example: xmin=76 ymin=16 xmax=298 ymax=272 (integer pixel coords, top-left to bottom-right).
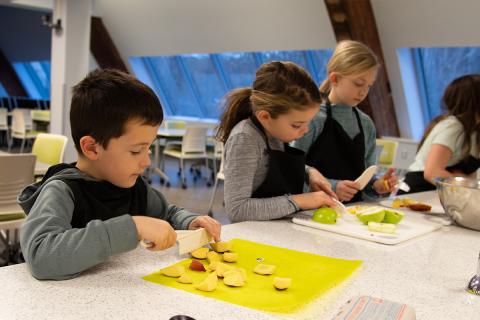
xmin=375 ymin=139 xmax=399 ymax=167
xmin=0 ymin=153 xmax=36 ymax=265
xmin=32 ymin=133 xmax=68 ymax=166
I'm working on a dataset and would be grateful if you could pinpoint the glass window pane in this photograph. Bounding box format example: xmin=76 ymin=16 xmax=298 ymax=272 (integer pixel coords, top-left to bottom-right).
xmin=182 ymin=54 xmax=226 ymax=118
xmin=415 ymin=47 xmax=480 ymax=121
xmin=149 ymin=56 xmax=201 ymax=118
xmin=259 ymin=51 xmax=308 ymax=70
xmin=311 ymin=49 xmax=333 ymax=85
xmin=217 ymin=52 xmax=256 ymax=88
xmin=0 ymin=82 xmax=8 ymax=97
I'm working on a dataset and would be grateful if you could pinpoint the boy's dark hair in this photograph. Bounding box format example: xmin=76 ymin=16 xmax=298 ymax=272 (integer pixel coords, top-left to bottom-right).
xmin=70 ymin=68 xmax=163 ymax=154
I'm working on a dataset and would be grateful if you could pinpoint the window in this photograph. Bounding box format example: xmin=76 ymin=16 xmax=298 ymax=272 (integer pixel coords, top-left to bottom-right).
xmin=413 ymin=47 xmax=480 ymax=124
xmin=0 ymin=82 xmax=8 ymax=97
xmin=130 ymin=49 xmax=333 ymax=119
xmin=12 ymin=60 xmax=51 ymax=100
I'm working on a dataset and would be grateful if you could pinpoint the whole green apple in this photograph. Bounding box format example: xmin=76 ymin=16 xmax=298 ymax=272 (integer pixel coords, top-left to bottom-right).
xmin=312 ymin=207 xmax=337 ymax=224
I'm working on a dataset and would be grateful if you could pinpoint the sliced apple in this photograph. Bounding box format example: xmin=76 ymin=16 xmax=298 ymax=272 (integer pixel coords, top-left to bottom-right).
xmin=215 ymin=262 xmax=234 ymax=277
xmin=253 ymin=263 xmax=276 ymax=275
xmin=195 ymin=273 xmax=218 ymax=292
xmin=160 ymin=265 xmax=185 ymax=278
xmin=210 ymin=241 xmax=232 ymax=253
xmin=382 ymin=210 xmax=404 ymax=224
xmin=177 ymin=273 xmax=193 ymax=284
xmin=356 ymin=206 xmax=385 ymax=225
xmin=206 ymin=251 xmax=221 ymax=263
xmin=191 ymin=247 xmax=209 ymax=259
xmin=368 ymin=221 xmax=396 ymax=234
xmin=223 ymin=252 xmax=238 ymax=263
xmin=273 ymin=277 xmax=292 ymax=290
xmin=223 ymin=270 xmax=245 ymax=287
xmin=189 ymin=259 xmax=206 ymax=272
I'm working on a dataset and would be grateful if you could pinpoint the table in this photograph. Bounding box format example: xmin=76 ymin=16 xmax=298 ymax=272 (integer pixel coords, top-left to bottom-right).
xmin=0 ymin=191 xmax=479 ymax=319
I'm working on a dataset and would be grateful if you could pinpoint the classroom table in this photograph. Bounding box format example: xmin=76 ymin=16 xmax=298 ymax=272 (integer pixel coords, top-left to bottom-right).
xmin=0 ymin=191 xmax=479 ymax=319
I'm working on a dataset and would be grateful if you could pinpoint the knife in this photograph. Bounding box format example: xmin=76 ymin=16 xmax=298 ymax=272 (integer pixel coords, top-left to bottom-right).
xmin=141 ymin=228 xmax=212 ymax=255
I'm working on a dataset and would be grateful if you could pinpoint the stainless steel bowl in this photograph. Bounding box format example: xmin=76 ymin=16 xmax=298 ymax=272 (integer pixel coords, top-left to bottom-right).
xmin=435 ymin=177 xmax=480 ymax=231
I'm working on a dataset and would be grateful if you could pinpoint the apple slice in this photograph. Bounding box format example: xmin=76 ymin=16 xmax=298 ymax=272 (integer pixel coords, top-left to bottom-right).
xmin=189 ymin=259 xmax=206 ymax=271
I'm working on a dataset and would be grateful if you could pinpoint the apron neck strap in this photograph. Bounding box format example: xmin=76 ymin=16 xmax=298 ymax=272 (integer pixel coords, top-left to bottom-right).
xmin=250 ymin=115 xmax=271 ymax=150
xmin=326 ymin=97 xmax=364 ymax=136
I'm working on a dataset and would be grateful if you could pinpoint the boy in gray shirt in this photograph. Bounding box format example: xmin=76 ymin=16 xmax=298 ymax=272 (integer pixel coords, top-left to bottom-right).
xmin=18 ymin=69 xmax=220 ymax=280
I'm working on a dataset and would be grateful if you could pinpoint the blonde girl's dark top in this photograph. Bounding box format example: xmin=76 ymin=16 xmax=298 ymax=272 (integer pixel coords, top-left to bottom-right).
xmin=293 ymin=103 xmax=378 ymax=198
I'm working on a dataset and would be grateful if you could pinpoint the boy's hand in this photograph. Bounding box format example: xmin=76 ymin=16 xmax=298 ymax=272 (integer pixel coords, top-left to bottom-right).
xmin=188 ymin=215 xmax=221 ymax=242
xmin=132 ymin=216 xmax=177 ymax=251
xmin=373 ymin=168 xmax=397 ymax=194
xmin=308 ymin=167 xmax=337 ymax=199
xmin=336 ymin=180 xmax=360 ymax=201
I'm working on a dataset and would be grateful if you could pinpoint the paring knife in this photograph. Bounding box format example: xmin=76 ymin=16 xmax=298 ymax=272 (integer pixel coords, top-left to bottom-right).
xmin=141 ymin=228 xmax=212 ymax=255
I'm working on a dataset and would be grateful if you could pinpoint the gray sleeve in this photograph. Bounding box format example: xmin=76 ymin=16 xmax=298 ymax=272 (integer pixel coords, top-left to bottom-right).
xmin=362 ymin=118 xmax=380 ymax=198
xmin=145 ymin=185 xmax=199 ymax=230
xmin=224 ymin=133 xmax=296 ymax=223
xmin=363 ymin=118 xmax=377 ymax=168
xmin=20 ymin=180 xmax=138 ymax=280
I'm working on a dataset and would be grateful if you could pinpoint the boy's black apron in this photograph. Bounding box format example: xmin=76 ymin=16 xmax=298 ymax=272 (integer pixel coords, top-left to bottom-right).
xmin=249 ymin=116 xmax=306 ymax=198
xmin=41 ymin=163 xmax=147 ymax=228
xmin=305 ymin=100 xmax=365 ymax=203
xmin=402 ymin=155 xmax=480 ymax=194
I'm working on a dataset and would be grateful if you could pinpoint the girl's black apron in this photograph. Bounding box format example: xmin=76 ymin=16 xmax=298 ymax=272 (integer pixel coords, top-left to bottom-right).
xmin=305 ymin=100 xmax=366 ymax=203
xmin=403 ymin=155 xmax=480 ymax=194
xmin=250 ymin=116 xmax=306 ymax=198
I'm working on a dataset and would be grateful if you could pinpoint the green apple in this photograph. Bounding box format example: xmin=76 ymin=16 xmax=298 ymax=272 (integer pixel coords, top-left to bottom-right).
xmin=312 ymin=207 xmax=337 ymax=224
xmin=367 ymin=221 xmax=396 ymax=234
xmin=356 ymin=207 xmax=385 ymax=225
xmin=382 ymin=210 xmax=404 ymax=224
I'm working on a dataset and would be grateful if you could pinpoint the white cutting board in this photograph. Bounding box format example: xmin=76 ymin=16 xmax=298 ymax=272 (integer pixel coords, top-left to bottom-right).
xmin=292 ymin=208 xmax=442 ymax=245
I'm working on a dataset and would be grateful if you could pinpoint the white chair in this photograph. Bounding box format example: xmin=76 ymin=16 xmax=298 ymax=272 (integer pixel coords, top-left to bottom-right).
xmin=9 ymin=109 xmax=40 ymax=153
xmin=207 ymin=148 xmax=225 ymax=216
xmin=162 ymin=126 xmax=209 ymax=189
xmin=0 ymin=153 xmax=36 ymax=265
xmin=0 ymin=109 xmax=9 ymax=147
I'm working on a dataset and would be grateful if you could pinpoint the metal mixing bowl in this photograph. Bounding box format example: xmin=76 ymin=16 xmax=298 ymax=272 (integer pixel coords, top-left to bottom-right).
xmin=435 ymin=177 xmax=480 ymax=231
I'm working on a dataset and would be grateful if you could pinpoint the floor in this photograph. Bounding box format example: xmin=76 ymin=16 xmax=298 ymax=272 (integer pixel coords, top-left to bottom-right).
xmin=0 ymin=149 xmax=229 ymax=266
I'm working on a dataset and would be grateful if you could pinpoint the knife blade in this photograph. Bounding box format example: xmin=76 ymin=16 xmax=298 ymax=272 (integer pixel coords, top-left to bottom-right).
xmin=140 ymin=228 xmax=212 ymax=255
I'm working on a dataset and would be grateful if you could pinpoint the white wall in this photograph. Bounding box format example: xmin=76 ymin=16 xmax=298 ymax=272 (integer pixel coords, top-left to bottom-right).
xmin=96 ymin=0 xmax=480 ymax=139
xmin=95 ymin=0 xmax=337 ymax=57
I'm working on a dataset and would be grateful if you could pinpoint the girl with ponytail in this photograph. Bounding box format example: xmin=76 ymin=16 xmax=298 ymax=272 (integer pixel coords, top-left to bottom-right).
xmin=218 ymin=61 xmax=336 ymax=222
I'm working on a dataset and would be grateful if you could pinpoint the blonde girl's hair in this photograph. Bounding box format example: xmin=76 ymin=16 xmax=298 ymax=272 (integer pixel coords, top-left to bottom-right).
xmin=417 ymin=74 xmax=480 ymax=159
xmin=320 ymin=40 xmax=380 ymax=95
xmin=217 ymin=61 xmax=321 ymax=143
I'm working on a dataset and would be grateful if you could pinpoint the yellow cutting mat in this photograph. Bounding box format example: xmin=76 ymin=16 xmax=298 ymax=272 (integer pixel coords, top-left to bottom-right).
xmin=143 ymin=238 xmax=362 ymax=313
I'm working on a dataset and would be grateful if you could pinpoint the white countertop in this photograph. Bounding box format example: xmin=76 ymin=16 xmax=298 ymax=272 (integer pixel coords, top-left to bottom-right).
xmin=1 ymin=192 xmax=479 ymax=320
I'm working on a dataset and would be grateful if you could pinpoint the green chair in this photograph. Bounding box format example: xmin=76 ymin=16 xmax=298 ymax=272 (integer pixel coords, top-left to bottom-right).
xmin=375 ymin=139 xmax=398 ymax=167
xmin=32 ymin=133 xmax=68 ymax=166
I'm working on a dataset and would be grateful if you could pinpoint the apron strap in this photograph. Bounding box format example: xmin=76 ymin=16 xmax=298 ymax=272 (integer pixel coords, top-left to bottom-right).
xmin=325 ymin=97 xmax=364 ymax=136
xmin=250 ymin=115 xmax=272 ymax=151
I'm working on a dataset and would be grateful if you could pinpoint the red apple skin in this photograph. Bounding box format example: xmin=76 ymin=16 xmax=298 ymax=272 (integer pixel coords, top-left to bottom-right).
xmin=189 ymin=260 xmax=206 ymax=272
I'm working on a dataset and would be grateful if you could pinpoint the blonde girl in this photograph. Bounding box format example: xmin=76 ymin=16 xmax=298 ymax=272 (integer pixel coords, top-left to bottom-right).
xmin=217 ymin=61 xmax=336 ymax=222
xmin=294 ymin=40 xmax=397 ymax=202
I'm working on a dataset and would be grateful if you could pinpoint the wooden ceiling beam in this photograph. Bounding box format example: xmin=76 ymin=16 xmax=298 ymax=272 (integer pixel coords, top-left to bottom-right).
xmin=324 ymin=0 xmax=400 ymax=137
xmin=90 ymin=16 xmax=129 ymax=73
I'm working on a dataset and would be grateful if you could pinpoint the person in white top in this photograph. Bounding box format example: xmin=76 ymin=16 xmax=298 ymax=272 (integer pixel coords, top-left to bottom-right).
xmin=405 ymin=74 xmax=480 ymax=193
